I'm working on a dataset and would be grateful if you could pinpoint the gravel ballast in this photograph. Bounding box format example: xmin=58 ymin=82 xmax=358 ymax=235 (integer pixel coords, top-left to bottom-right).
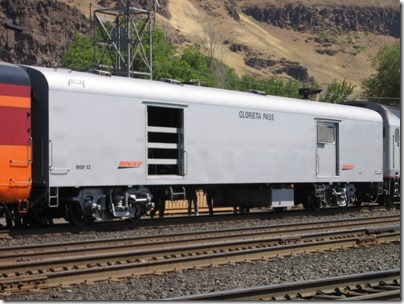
xmin=1 ymin=208 xmax=400 ymax=301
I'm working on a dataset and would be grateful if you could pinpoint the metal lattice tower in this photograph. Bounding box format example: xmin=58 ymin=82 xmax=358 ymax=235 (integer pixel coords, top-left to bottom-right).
xmin=92 ymin=0 xmax=157 ymax=78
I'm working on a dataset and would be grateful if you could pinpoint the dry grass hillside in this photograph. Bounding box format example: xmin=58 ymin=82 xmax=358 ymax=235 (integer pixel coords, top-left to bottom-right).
xmin=59 ymin=0 xmax=401 ymax=94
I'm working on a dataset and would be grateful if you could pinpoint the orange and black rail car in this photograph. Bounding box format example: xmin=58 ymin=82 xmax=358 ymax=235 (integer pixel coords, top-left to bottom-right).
xmin=0 ymin=63 xmax=32 ymax=214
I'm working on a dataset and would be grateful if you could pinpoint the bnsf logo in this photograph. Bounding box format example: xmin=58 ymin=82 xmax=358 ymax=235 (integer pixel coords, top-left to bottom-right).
xmin=342 ymin=164 xmax=355 ymax=170
xmin=118 ymin=161 xmax=143 ymax=168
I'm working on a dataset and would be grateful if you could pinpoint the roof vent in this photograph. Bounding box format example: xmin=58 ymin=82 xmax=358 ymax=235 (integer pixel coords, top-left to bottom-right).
xmin=184 ymin=79 xmax=200 ymax=86
xmin=248 ymin=89 xmax=267 ymax=96
xmin=89 ymin=69 xmax=112 ymax=77
xmin=299 ymin=88 xmax=322 ymax=99
xmin=160 ymin=78 xmax=182 ymax=85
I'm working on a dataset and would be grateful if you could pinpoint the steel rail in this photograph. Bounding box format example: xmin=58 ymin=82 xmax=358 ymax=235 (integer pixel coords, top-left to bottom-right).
xmin=0 ymin=231 xmax=9 ymax=239
xmin=0 ymin=226 xmax=399 ymax=293
xmin=0 ymin=215 xmax=399 ymax=263
xmin=165 ymin=269 xmax=401 ymax=300
xmin=0 ymin=204 xmax=397 ymax=238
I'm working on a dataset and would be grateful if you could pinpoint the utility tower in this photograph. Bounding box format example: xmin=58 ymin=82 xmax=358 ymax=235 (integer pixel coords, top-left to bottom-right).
xmin=92 ymin=0 xmax=158 ymax=78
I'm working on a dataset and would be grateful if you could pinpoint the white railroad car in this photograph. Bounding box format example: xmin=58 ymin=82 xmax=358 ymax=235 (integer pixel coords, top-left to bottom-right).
xmin=344 ymin=101 xmax=400 ymax=206
xmin=23 ymin=66 xmax=384 ymax=224
xmin=1 ymin=62 xmax=394 ymax=226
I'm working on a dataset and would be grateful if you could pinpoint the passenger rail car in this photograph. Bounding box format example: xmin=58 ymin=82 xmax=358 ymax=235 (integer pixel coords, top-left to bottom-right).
xmin=344 ymin=102 xmax=400 ymax=206
xmin=0 ymin=63 xmax=32 ymax=226
xmin=0 ymin=62 xmax=399 ymax=226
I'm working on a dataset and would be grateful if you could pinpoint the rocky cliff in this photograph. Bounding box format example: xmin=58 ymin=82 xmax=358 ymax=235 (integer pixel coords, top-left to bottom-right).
xmin=237 ymin=3 xmax=399 ymax=82
xmin=0 ymin=0 xmax=89 ymax=66
xmin=0 ymin=0 xmax=170 ymax=67
xmin=0 ymin=0 xmax=400 ymax=88
xmin=242 ymin=4 xmax=400 ymax=37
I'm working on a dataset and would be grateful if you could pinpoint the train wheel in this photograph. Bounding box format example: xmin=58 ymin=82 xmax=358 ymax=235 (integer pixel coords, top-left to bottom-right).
xmin=5 ymin=216 xmax=12 ymax=227
xmin=367 ymin=192 xmax=379 ymax=204
xmin=24 ymin=214 xmax=49 ymax=227
xmin=4 ymin=206 xmax=13 ymax=227
xmin=308 ymin=195 xmax=321 ymax=212
xmin=126 ymin=199 xmax=142 ymax=223
xmin=25 ymin=206 xmax=54 ymax=227
xmin=354 ymin=189 xmax=364 ymax=207
xmin=382 ymin=194 xmax=394 ymax=209
xmin=66 ymin=202 xmax=89 ymax=226
xmin=13 ymin=213 xmax=22 ymax=228
xmin=3 ymin=205 xmax=22 ymax=227
xmin=126 ymin=212 xmax=141 ymax=223
xmin=337 ymin=189 xmax=349 ymax=208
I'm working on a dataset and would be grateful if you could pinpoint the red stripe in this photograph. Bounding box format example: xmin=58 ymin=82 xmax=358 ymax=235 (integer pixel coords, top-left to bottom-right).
xmin=0 ymin=83 xmax=30 ymax=98
xmin=0 ymin=106 xmax=31 ymax=145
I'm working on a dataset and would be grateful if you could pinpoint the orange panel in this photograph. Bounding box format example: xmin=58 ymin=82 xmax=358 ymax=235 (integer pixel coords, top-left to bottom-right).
xmin=0 ymin=106 xmax=31 ymax=146
xmin=0 ymin=145 xmax=32 ymax=203
xmin=0 ymin=95 xmax=30 ymax=108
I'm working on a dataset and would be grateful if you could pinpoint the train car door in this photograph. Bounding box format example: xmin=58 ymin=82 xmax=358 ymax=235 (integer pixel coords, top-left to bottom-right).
xmin=146 ymin=105 xmax=185 ymax=176
xmin=316 ymin=121 xmax=339 ymax=177
xmin=392 ymin=128 xmax=400 ymax=170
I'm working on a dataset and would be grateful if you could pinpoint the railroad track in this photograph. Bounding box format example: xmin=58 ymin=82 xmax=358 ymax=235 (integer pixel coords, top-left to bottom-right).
xmin=166 ymin=269 xmax=400 ymax=300
xmin=0 ymin=215 xmax=399 ymax=261
xmin=0 ymin=203 xmax=397 ymax=239
xmin=0 ymin=215 xmax=399 ymax=294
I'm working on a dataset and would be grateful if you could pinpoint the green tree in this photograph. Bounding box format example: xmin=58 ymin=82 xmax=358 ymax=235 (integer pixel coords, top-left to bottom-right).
xmin=362 ymin=42 xmax=400 ymax=104
xmin=145 ymin=30 xmax=179 ymax=80
xmin=61 ymin=34 xmax=94 ymax=70
xmin=320 ymin=79 xmax=356 ymax=103
xmin=61 ymin=29 xmax=306 ymax=99
xmin=179 ymin=44 xmax=217 ymax=86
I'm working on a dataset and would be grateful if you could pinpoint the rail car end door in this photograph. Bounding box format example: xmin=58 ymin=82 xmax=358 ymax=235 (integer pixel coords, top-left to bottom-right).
xmin=392 ymin=128 xmax=400 ymax=171
xmin=316 ymin=121 xmax=339 ymax=177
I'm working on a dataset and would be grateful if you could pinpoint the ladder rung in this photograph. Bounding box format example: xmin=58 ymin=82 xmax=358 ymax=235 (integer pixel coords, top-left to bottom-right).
xmin=169 ymin=186 xmax=186 ymax=201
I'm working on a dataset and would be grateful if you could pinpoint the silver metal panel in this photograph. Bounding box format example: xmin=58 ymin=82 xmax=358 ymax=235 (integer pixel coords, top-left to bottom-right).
xmin=272 ymin=189 xmax=294 ymax=207
xmin=317 ymin=122 xmax=338 ymax=177
xmin=47 ymin=89 xmax=146 ymax=187
xmin=343 ymin=102 xmax=400 ymax=178
xmin=27 ymin=66 xmax=384 ymax=188
xmin=317 ymin=143 xmax=337 ymax=177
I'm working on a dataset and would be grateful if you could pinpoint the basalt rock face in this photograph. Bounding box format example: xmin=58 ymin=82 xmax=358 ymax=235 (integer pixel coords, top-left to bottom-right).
xmin=239 ymin=3 xmax=399 ymax=82
xmin=0 ymin=0 xmax=169 ymax=67
xmin=245 ymin=57 xmax=311 ymax=82
xmin=98 ymin=0 xmax=170 ymax=18
xmin=242 ymin=4 xmax=400 ymax=38
xmin=0 ymin=0 xmax=90 ymax=66
xmin=0 ymin=0 xmax=400 ymax=84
